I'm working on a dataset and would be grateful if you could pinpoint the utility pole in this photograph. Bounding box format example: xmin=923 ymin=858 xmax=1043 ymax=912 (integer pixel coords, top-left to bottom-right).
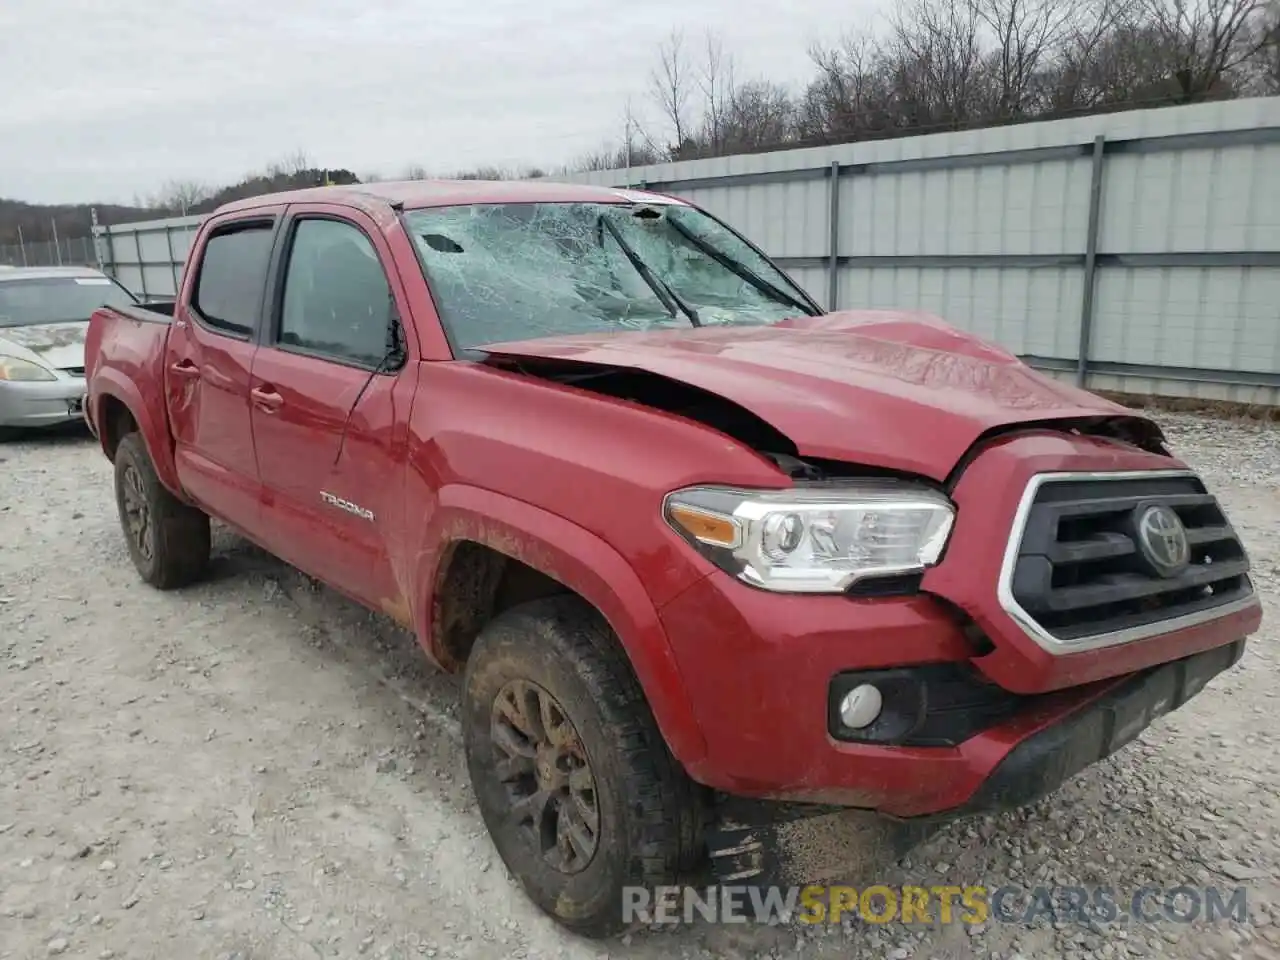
xmin=51 ymin=217 xmax=63 ymax=265
xmin=90 ymin=207 xmax=105 ymax=271
xmin=624 ymin=115 xmax=633 ymax=187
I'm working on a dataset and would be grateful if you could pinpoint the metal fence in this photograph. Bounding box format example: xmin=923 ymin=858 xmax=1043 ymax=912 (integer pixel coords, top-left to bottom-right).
xmin=94 ymin=96 xmax=1280 ymax=404
xmin=0 ymin=236 xmax=98 ymax=269
xmin=94 ymin=214 xmax=202 ymax=300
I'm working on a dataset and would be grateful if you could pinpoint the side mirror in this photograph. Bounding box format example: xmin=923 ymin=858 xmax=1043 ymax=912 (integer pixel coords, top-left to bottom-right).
xmin=385 ymin=308 xmax=407 ymax=367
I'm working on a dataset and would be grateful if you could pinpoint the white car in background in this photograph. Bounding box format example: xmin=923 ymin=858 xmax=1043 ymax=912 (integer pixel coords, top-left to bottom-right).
xmin=0 ymin=266 xmax=139 ymax=437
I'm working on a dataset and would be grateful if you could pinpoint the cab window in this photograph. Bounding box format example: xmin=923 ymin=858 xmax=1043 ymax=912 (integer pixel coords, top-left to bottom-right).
xmin=192 ymin=220 xmax=275 ymax=337
xmin=277 ymin=219 xmax=393 ymax=367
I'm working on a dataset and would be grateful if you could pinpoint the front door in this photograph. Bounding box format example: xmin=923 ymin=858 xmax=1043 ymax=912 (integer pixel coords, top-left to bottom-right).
xmin=166 ymin=212 xmax=282 ymax=529
xmin=248 ymin=209 xmax=417 ymax=613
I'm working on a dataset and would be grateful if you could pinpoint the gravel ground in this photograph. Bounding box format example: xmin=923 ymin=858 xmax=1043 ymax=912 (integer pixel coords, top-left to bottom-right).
xmin=1 ymin=412 xmax=1277 ymax=960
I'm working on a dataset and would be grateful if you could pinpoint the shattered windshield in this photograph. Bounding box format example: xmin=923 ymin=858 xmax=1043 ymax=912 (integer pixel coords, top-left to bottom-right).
xmin=403 ymin=201 xmax=818 ymax=351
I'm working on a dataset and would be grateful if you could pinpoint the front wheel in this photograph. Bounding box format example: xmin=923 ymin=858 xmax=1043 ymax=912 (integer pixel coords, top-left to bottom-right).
xmin=462 ymin=595 xmax=705 ymax=938
xmin=113 ymin=432 xmax=211 ymax=589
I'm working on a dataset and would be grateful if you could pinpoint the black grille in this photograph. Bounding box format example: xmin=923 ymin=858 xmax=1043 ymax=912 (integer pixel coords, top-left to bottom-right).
xmin=1008 ymin=474 xmax=1252 ymax=642
xmin=60 ymin=366 xmax=85 ymax=377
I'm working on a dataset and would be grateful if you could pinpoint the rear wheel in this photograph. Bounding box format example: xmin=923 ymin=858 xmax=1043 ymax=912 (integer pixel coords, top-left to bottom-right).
xmin=462 ymin=595 xmax=705 ymax=938
xmin=113 ymin=432 xmax=210 ymax=589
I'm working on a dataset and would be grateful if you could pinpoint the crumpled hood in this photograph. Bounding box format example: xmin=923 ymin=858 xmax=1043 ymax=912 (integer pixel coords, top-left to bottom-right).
xmin=481 ymin=311 xmax=1146 ymax=481
xmin=0 ymin=322 xmax=88 ymax=372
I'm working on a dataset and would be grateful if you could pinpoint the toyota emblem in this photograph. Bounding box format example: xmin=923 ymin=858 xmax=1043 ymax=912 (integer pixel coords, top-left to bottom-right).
xmin=1136 ymin=504 xmax=1190 ymax=577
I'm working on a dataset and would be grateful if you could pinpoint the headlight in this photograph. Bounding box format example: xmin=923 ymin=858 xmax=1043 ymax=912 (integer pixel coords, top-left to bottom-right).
xmin=0 ymin=355 xmax=56 ymax=382
xmin=664 ymin=482 xmax=955 ymax=593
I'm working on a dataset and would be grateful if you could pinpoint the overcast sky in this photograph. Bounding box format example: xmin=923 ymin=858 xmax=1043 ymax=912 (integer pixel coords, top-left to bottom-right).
xmin=1 ymin=0 xmax=885 ymax=205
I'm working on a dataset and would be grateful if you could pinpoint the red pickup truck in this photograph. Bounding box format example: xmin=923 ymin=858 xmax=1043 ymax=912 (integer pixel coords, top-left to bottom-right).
xmin=85 ymin=180 xmax=1261 ymax=935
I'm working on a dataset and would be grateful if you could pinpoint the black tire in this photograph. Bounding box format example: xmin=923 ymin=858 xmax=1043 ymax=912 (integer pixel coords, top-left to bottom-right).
xmin=462 ymin=595 xmax=706 ymax=938
xmin=113 ymin=432 xmax=211 ymax=589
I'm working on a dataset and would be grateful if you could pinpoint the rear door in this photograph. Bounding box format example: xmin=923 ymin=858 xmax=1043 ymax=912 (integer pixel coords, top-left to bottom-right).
xmin=166 ymin=210 xmax=283 ymax=528
xmin=247 ymin=205 xmax=418 ymax=609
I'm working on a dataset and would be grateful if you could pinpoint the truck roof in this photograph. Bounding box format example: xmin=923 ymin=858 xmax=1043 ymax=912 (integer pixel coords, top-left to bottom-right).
xmin=0 ymin=265 xmax=107 ymax=282
xmin=214 ymin=179 xmax=686 ymax=218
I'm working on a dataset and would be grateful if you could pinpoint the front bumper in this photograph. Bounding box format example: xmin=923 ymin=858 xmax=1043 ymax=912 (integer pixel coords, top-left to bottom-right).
xmin=949 ymin=636 xmax=1244 ymax=816
xmin=706 ymin=640 xmax=1245 ymax=885
xmin=660 ymin=572 xmax=1248 ymax=817
xmin=0 ymin=377 xmax=88 ymax=428
xmin=656 ymin=431 xmax=1259 ymax=818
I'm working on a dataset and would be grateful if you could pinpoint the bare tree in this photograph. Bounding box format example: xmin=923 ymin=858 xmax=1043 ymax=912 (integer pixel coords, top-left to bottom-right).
xmin=264 ymin=150 xmax=312 ymax=180
xmin=647 ymin=29 xmax=801 ymax=160
xmin=970 ymin=0 xmax=1081 ymax=115
xmin=622 ymin=98 xmax=665 ymax=167
xmin=886 ymin=0 xmax=989 ymax=128
xmin=149 ymin=179 xmax=211 ymax=215
xmin=718 ymin=81 xmax=797 ymax=152
xmin=1263 ymin=0 xmax=1280 ymax=89
xmin=1042 ymin=0 xmax=1142 ymax=109
xmin=1233 ymin=0 xmax=1280 ymax=89
xmin=695 ymin=32 xmax=737 ymax=153
xmin=281 ymin=149 xmax=312 ymax=176
xmin=573 ymin=138 xmax=663 ymax=172
xmin=455 ymin=165 xmax=514 ymax=181
xmin=1140 ymin=0 xmax=1271 ymax=100
xmin=802 ymin=34 xmax=897 ymax=139
xmin=650 ymin=30 xmax=694 ymax=151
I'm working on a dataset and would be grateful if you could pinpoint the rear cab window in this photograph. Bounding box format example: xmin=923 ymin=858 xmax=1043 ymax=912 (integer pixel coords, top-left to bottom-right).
xmin=191 ymin=219 xmax=277 ymax=338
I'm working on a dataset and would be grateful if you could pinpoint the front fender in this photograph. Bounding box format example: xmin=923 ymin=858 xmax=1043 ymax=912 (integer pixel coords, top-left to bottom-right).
xmin=90 ymin=370 xmax=183 ymax=498
xmin=416 ymin=483 xmax=709 ymax=769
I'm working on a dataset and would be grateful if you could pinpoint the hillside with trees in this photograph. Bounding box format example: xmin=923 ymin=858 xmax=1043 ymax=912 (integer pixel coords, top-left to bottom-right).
xmin=3 ymin=0 xmax=1276 ymax=260
xmin=0 ymin=152 xmax=360 ymax=257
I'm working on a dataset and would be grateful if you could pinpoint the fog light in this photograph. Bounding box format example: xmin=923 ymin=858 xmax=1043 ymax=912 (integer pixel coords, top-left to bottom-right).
xmin=838 ymin=684 xmax=883 ymax=729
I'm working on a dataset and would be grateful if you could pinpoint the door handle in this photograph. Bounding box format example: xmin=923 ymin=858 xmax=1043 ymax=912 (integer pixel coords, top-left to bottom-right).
xmin=250 ymin=385 xmax=284 ymax=413
xmin=169 ymin=360 xmax=200 ymax=378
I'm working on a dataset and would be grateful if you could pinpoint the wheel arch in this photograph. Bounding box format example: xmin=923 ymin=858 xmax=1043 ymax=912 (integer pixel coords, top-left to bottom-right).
xmin=415 ymin=484 xmax=709 ymax=770
xmin=90 ymin=374 xmax=182 ymax=497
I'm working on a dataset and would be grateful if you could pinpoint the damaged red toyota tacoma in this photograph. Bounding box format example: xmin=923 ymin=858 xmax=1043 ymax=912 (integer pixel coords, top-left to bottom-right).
xmin=84 ymin=181 xmax=1262 ymax=936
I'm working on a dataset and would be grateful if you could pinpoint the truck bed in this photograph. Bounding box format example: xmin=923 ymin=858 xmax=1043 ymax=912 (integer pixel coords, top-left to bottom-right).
xmin=83 ymin=303 xmax=176 ymax=453
xmin=112 ymin=301 xmax=176 ymax=322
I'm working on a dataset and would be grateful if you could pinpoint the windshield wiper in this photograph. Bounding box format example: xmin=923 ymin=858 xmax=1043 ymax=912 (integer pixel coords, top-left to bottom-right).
xmin=598 ymin=215 xmax=701 ymax=328
xmin=663 ymin=215 xmax=817 ymax=317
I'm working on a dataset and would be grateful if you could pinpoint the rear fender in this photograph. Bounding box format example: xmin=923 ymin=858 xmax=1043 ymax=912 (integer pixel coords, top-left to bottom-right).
xmin=91 ymin=370 xmax=182 ymax=498
xmin=416 ymin=483 xmax=709 ymax=768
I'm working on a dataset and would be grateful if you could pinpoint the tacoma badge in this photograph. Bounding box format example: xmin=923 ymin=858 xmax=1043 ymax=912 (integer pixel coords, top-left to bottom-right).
xmin=320 ymin=491 xmax=375 ymax=521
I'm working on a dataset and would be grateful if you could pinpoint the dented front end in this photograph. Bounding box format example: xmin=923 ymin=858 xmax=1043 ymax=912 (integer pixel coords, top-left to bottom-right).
xmin=922 ymin=428 xmax=1262 ymax=694
xmin=667 ymin=426 xmax=1260 ymax=886
xmin=649 ymin=423 xmax=1260 ymax=805
xmin=462 ymin=314 xmax=1261 ymax=885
